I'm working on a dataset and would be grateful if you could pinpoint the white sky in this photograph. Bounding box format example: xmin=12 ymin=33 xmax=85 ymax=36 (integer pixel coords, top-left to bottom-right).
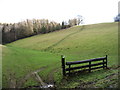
xmin=0 ymin=0 xmax=119 ymax=24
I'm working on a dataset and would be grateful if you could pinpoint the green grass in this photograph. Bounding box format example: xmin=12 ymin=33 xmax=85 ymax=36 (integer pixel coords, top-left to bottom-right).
xmin=2 ymin=22 xmax=118 ymax=88
xmin=56 ymin=68 xmax=118 ymax=88
xmin=2 ymin=46 xmax=60 ymax=87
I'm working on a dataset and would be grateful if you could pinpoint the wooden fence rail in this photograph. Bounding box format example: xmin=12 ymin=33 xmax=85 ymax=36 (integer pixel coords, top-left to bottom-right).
xmin=61 ymin=55 xmax=108 ymax=76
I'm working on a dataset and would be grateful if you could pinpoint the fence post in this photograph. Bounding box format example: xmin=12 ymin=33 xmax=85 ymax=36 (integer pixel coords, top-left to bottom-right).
xmin=89 ymin=61 xmax=91 ymax=72
xmin=69 ymin=65 xmax=71 ymax=75
xmin=61 ymin=55 xmax=66 ymax=76
xmin=106 ymin=55 xmax=107 ymax=68
xmin=103 ymin=59 xmax=105 ymax=69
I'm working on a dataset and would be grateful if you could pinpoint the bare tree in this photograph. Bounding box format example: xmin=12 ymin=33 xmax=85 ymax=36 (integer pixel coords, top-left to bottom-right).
xmin=77 ymin=15 xmax=84 ymax=25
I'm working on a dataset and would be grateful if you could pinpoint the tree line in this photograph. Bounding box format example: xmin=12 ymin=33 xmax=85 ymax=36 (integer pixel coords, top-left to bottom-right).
xmin=1 ymin=17 xmax=83 ymax=44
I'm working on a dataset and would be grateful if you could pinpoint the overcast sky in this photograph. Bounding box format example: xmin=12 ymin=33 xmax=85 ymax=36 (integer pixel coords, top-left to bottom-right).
xmin=0 ymin=0 xmax=119 ymax=24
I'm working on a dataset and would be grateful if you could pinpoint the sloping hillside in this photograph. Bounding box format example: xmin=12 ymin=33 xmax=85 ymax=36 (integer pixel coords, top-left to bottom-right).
xmin=2 ymin=22 xmax=118 ymax=88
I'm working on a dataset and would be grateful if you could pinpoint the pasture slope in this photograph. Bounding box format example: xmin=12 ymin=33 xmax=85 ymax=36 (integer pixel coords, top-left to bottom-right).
xmin=2 ymin=22 xmax=118 ymax=88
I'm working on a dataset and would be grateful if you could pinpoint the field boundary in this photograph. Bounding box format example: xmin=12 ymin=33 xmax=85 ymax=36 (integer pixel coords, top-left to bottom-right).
xmin=61 ymin=55 xmax=108 ymax=76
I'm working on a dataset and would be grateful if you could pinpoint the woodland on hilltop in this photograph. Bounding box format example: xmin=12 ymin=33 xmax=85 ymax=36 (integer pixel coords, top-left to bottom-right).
xmin=1 ymin=17 xmax=82 ymax=44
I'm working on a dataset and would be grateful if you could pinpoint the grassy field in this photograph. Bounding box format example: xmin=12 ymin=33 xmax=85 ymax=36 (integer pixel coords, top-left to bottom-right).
xmin=2 ymin=22 xmax=118 ymax=88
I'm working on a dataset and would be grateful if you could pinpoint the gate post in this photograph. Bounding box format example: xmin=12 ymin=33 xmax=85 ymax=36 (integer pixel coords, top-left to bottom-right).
xmin=61 ymin=55 xmax=66 ymax=76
